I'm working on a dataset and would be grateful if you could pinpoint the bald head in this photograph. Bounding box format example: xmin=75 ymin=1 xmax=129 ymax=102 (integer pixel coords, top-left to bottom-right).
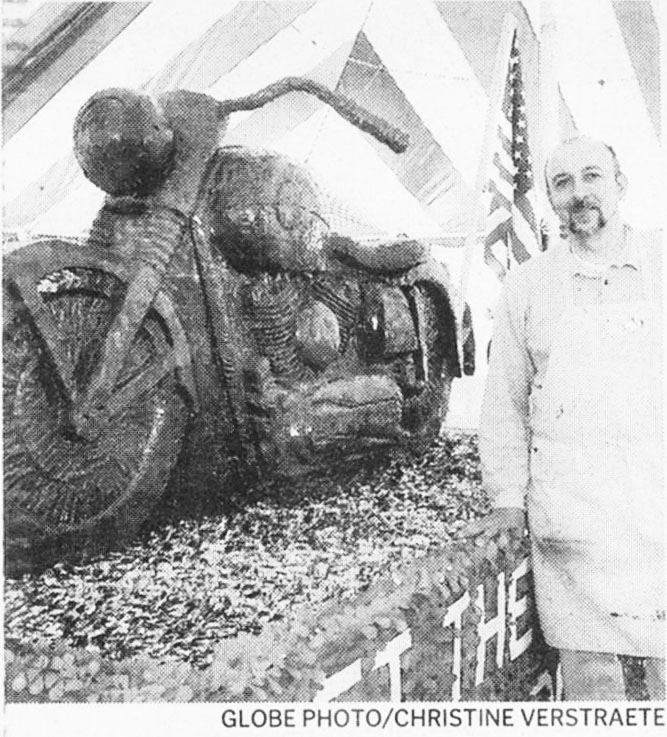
xmin=546 ymin=136 xmax=622 ymax=190
xmin=545 ymin=136 xmax=626 ymax=237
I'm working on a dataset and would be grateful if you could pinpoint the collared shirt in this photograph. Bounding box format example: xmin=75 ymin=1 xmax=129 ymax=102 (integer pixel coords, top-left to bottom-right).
xmin=478 ymin=227 xmax=662 ymax=509
xmin=569 ymin=230 xmax=640 ymax=272
xmin=569 ymin=232 xmax=642 ymax=306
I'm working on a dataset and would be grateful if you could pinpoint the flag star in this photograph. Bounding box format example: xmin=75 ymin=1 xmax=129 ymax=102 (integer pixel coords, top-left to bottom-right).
xmin=517 ymin=119 xmax=527 ymax=128
xmin=516 ymin=134 xmax=525 ymax=144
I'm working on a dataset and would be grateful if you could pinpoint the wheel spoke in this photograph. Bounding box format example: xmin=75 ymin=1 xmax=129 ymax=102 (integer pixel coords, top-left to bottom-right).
xmin=104 ymin=351 xmax=177 ymax=420
xmin=7 ymin=272 xmax=75 ymax=398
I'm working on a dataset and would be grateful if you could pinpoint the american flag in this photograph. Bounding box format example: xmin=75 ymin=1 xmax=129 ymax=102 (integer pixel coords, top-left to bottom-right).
xmin=484 ymin=31 xmax=541 ymax=280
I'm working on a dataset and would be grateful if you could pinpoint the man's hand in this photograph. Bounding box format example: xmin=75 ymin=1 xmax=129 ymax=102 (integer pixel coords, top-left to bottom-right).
xmin=454 ymin=507 xmax=526 ymax=544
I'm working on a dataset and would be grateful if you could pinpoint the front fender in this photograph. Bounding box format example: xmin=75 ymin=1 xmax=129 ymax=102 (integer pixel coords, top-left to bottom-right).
xmin=3 ymin=238 xmax=199 ymax=409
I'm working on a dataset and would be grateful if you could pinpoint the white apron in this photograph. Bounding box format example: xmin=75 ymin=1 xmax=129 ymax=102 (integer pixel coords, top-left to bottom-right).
xmin=528 ymin=241 xmax=664 ymax=656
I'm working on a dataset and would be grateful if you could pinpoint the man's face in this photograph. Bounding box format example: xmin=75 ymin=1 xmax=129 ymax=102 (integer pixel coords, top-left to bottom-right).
xmin=546 ymin=139 xmax=626 ymax=236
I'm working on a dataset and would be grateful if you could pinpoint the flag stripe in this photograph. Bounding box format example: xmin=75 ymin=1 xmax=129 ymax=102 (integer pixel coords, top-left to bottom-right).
xmin=484 ymin=239 xmax=509 ymax=280
xmin=492 ymin=152 xmax=513 ymax=185
xmin=486 ymin=220 xmax=510 ymax=249
xmin=484 ymin=30 xmax=540 ymax=281
xmin=509 ymin=216 xmax=534 ymax=262
xmin=488 ymin=182 xmax=512 ymax=211
xmin=498 ymin=115 xmax=512 ymax=141
xmin=515 ymin=191 xmax=538 ymax=231
xmin=487 ymin=202 xmax=511 ymax=227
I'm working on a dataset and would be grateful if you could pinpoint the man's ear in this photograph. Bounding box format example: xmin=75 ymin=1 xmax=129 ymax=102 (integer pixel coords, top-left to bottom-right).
xmin=616 ymin=171 xmax=628 ymax=199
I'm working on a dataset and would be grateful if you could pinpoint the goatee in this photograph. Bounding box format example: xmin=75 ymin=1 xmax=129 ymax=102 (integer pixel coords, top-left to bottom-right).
xmin=568 ymin=205 xmax=606 ymax=235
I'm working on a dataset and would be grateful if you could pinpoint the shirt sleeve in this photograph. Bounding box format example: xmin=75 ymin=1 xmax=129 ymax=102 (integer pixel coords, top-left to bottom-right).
xmin=479 ymin=269 xmax=534 ymax=509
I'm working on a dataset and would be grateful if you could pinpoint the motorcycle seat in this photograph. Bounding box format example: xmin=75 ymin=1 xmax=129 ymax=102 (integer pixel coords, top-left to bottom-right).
xmin=325 ymin=234 xmax=427 ymax=275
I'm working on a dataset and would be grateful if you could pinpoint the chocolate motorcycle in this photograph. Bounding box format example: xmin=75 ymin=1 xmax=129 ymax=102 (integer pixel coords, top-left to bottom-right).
xmin=3 ymin=78 xmax=474 ymax=571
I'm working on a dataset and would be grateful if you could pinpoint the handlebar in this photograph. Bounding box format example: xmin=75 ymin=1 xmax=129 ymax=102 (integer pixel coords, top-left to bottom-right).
xmin=74 ymin=77 xmax=409 ymax=198
xmin=217 ymin=76 xmax=409 ymax=154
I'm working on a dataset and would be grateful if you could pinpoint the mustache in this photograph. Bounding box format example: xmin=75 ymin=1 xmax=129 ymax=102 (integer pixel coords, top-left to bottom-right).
xmin=568 ymin=196 xmax=601 ymax=213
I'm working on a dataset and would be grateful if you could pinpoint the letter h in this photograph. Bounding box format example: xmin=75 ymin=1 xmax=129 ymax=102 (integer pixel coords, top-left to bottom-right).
xmin=475 ymin=572 xmax=506 ymax=686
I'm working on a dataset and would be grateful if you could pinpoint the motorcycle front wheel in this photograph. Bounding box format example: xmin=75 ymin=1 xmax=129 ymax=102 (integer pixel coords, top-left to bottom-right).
xmin=3 ymin=242 xmax=189 ymax=575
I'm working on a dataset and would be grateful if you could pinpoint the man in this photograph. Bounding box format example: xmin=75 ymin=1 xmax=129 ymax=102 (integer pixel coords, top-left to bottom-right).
xmin=464 ymin=136 xmax=664 ymax=700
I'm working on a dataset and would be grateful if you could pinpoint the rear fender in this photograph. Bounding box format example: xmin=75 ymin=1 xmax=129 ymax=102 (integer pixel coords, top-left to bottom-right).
xmin=403 ymin=258 xmax=463 ymax=378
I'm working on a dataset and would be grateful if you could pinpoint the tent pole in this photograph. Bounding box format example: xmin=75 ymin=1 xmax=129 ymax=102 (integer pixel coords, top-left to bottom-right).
xmin=538 ymin=0 xmax=561 ymax=242
xmin=455 ymin=13 xmax=518 ymax=331
xmin=539 ymin=0 xmax=560 ymax=152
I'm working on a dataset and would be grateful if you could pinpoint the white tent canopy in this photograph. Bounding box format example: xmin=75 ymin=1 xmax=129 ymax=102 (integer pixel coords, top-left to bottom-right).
xmin=2 ymin=0 xmax=661 ymax=426
xmin=3 ymin=0 xmax=660 ymax=238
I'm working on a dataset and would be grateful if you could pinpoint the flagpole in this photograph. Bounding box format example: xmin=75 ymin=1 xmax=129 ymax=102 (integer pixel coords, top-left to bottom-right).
xmin=455 ymin=13 xmax=519 ymax=330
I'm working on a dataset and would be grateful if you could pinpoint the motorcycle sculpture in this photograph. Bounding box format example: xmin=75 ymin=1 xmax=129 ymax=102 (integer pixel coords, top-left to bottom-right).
xmin=4 ymin=78 xmax=474 ymax=572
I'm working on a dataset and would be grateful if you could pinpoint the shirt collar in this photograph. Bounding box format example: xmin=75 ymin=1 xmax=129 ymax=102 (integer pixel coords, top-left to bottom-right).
xmin=564 ymin=226 xmax=640 ymax=275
